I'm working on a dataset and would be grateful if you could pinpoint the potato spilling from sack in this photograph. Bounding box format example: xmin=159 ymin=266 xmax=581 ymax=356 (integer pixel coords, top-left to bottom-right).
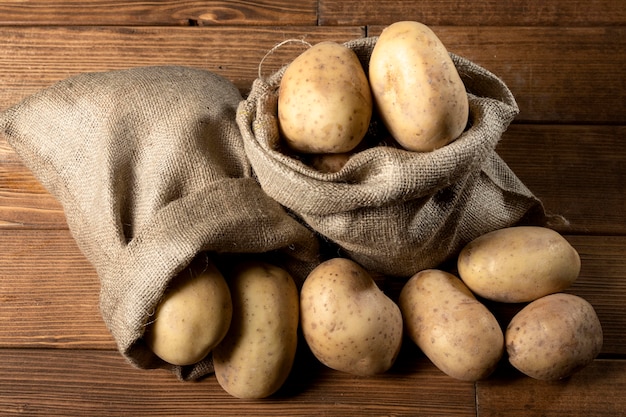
xmin=506 ymin=293 xmax=603 ymax=381
xmin=144 ymin=257 xmax=232 ymax=366
xmin=369 ymin=21 xmax=469 ymax=152
xmin=399 ymin=269 xmax=504 ymax=381
xmin=457 ymin=226 xmax=581 ymax=303
xmin=300 ymin=258 xmax=403 ymax=376
xmin=278 ymin=41 xmax=373 ymax=154
xmin=213 ymin=261 xmax=299 ymax=399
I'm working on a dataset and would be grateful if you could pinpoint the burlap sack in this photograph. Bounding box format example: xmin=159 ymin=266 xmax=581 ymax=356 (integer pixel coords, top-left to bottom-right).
xmin=237 ymin=37 xmax=546 ymax=278
xmin=0 ymin=66 xmax=320 ymax=380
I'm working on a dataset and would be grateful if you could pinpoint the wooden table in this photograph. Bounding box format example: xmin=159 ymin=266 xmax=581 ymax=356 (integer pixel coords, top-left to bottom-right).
xmin=1 ymin=1 xmax=624 ymax=416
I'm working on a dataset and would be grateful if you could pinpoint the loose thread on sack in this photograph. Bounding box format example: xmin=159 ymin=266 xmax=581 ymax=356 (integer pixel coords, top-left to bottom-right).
xmin=257 ymin=38 xmax=312 ymax=80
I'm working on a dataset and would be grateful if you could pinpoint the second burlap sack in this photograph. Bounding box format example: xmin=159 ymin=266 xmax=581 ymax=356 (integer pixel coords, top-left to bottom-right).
xmin=238 ymin=37 xmax=546 ymax=278
xmin=1 ymin=66 xmax=320 ymax=380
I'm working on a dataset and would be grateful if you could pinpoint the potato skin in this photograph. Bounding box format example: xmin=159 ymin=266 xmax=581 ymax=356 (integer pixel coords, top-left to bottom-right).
xmin=300 ymin=258 xmax=403 ymax=376
xmin=369 ymin=21 xmax=469 ymax=152
xmin=144 ymin=258 xmax=232 ymax=366
xmin=457 ymin=226 xmax=581 ymax=303
xmin=308 ymin=152 xmax=352 ymax=173
xmin=399 ymin=269 xmax=504 ymax=381
xmin=278 ymin=41 xmax=372 ymax=154
xmin=213 ymin=261 xmax=299 ymax=399
xmin=506 ymin=293 xmax=603 ymax=381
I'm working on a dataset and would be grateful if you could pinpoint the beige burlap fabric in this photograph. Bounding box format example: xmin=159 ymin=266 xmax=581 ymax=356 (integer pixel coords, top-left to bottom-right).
xmin=0 ymin=66 xmax=320 ymax=380
xmin=237 ymin=37 xmax=546 ymax=278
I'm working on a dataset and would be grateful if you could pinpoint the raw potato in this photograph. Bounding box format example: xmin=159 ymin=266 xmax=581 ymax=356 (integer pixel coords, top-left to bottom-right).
xmin=278 ymin=41 xmax=373 ymax=154
xmin=369 ymin=21 xmax=469 ymax=152
xmin=399 ymin=269 xmax=504 ymax=381
xmin=457 ymin=226 xmax=581 ymax=303
xmin=506 ymin=293 xmax=603 ymax=381
xmin=144 ymin=257 xmax=232 ymax=366
xmin=308 ymin=152 xmax=352 ymax=173
xmin=300 ymin=258 xmax=403 ymax=376
xmin=213 ymin=261 xmax=299 ymax=399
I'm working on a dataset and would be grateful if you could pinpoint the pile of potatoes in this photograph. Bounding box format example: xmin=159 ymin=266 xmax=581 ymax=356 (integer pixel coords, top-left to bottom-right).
xmin=144 ymin=225 xmax=602 ymax=398
xmin=278 ymin=20 xmax=470 ymax=171
xmin=144 ymin=257 xmax=300 ymax=399
xmin=401 ymin=226 xmax=602 ymax=382
xmin=299 ymin=226 xmax=602 ymax=383
xmin=142 ymin=21 xmax=603 ymax=397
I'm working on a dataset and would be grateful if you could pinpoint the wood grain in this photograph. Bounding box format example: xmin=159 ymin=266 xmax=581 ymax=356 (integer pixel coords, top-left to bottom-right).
xmin=0 ymin=0 xmax=318 ymax=26
xmin=0 ymin=26 xmax=365 ymax=107
xmin=476 ymin=360 xmax=626 ymax=417
xmin=498 ymin=125 xmax=626 ymax=235
xmin=0 ymin=348 xmax=476 ymax=416
xmin=0 ymin=229 xmax=113 ymax=349
xmin=0 ymin=139 xmax=64 ymax=228
xmin=1 ymin=26 xmax=623 ymax=124
xmin=320 ymin=0 xmax=626 ymax=26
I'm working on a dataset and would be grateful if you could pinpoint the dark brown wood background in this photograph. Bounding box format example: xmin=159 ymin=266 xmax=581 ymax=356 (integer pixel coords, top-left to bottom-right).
xmin=0 ymin=1 xmax=624 ymax=415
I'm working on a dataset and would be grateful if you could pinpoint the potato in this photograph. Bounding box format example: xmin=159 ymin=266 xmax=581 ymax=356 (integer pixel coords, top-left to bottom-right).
xmin=300 ymin=258 xmax=403 ymax=376
xmin=278 ymin=41 xmax=372 ymax=154
xmin=506 ymin=293 xmax=603 ymax=381
xmin=213 ymin=261 xmax=299 ymax=399
xmin=144 ymin=257 xmax=232 ymax=366
xmin=457 ymin=226 xmax=581 ymax=303
xmin=399 ymin=269 xmax=504 ymax=381
xmin=308 ymin=152 xmax=352 ymax=173
xmin=369 ymin=21 xmax=469 ymax=152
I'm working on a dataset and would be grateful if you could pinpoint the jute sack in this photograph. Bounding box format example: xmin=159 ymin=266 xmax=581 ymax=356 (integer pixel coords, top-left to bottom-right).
xmin=0 ymin=66 xmax=320 ymax=380
xmin=237 ymin=37 xmax=547 ymax=278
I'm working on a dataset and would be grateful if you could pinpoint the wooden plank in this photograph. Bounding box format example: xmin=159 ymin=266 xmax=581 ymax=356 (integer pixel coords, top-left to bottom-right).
xmin=498 ymin=125 xmax=626 ymax=235
xmin=0 ymin=25 xmax=365 ymax=109
xmin=0 ymin=139 xmax=64 ymax=228
xmin=0 ymin=229 xmax=114 ymax=349
xmin=0 ymin=26 xmax=626 ymax=123
xmin=320 ymin=0 xmax=626 ymax=26
xmin=564 ymin=235 xmax=626 ymax=357
xmin=1 ymin=26 xmax=623 ymax=123
xmin=476 ymin=359 xmax=626 ymax=417
xmin=2 ymin=124 xmax=623 ymax=233
xmin=0 ymin=0 xmax=318 ymax=26
xmin=367 ymin=25 xmax=626 ymax=124
xmin=0 ymin=348 xmax=476 ymax=416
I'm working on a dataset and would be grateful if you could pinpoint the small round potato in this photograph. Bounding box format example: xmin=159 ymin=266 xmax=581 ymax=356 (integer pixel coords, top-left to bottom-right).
xmin=144 ymin=257 xmax=232 ymax=366
xmin=213 ymin=261 xmax=299 ymax=399
xmin=369 ymin=21 xmax=469 ymax=152
xmin=300 ymin=258 xmax=403 ymax=376
xmin=457 ymin=226 xmax=581 ymax=303
xmin=399 ymin=269 xmax=504 ymax=381
xmin=506 ymin=293 xmax=603 ymax=381
xmin=278 ymin=41 xmax=373 ymax=154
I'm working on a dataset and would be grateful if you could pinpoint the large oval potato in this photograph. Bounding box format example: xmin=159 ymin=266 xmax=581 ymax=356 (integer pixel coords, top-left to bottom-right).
xmin=300 ymin=258 xmax=403 ymax=376
xmin=369 ymin=21 xmax=469 ymax=152
xmin=144 ymin=257 xmax=232 ymax=366
xmin=278 ymin=41 xmax=372 ymax=154
xmin=399 ymin=269 xmax=504 ymax=381
xmin=506 ymin=293 xmax=603 ymax=381
xmin=457 ymin=226 xmax=581 ymax=303
xmin=213 ymin=261 xmax=299 ymax=399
